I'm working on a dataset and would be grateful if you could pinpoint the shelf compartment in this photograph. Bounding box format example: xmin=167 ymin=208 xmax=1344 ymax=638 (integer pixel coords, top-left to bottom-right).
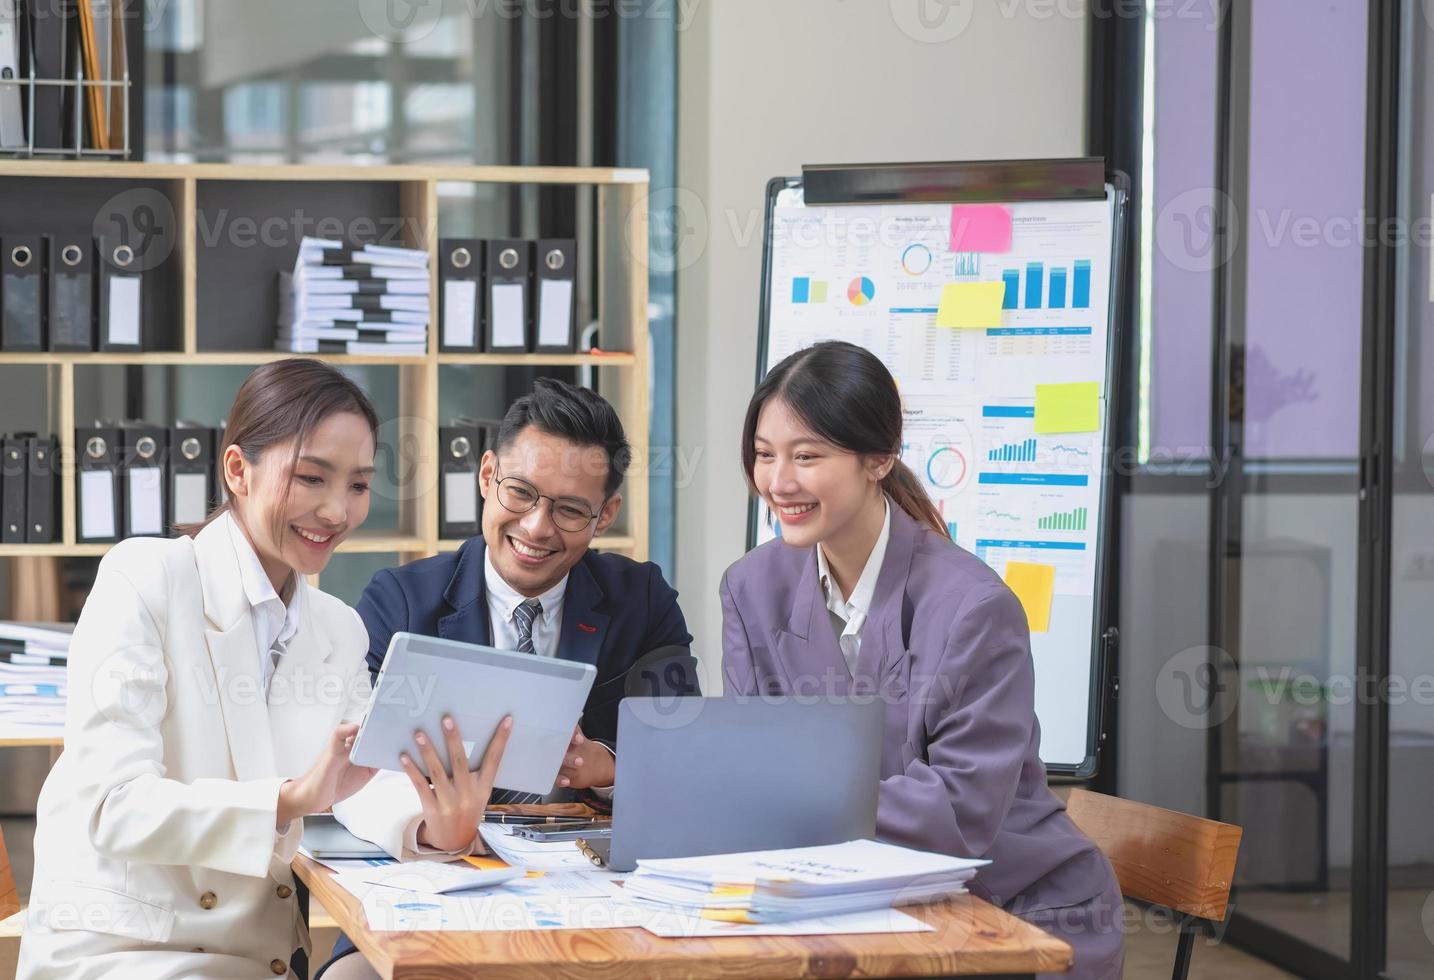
xmin=0 ymin=175 xmax=188 ymax=352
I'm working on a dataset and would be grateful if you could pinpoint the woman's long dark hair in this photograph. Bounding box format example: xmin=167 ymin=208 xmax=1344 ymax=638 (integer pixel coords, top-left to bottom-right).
xmin=741 ymin=340 xmax=946 ymax=537
xmin=180 ymin=358 xmax=380 ymax=541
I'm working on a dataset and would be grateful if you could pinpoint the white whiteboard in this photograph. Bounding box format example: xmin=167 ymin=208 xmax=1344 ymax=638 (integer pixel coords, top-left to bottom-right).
xmin=752 ymin=180 xmax=1123 ymax=772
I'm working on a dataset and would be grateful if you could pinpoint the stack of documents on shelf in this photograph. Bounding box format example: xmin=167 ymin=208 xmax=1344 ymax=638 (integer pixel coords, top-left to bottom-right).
xmin=277 ymin=237 xmax=430 ymax=355
xmin=619 ymin=839 xmax=987 ymax=925
xmin=0 ymin=622 xmax=73 ymax=740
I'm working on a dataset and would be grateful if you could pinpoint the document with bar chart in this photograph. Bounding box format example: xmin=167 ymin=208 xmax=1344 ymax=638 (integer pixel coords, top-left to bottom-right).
xmin=753 ymin=172 xmax=1126 ymax=772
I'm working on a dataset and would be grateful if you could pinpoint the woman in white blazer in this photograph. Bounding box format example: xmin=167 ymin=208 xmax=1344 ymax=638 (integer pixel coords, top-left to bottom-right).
xmin=18 ymin=359 xmax=387 ymax=979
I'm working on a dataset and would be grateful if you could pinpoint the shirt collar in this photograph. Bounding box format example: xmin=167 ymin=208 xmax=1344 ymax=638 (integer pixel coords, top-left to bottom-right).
xmin=483 ymin=548 xmax=568 ymax=624
xmin=225 ymin=510 xmax=302 ymax=645
xmin=817 ymin=498 xmax=891 ymax=621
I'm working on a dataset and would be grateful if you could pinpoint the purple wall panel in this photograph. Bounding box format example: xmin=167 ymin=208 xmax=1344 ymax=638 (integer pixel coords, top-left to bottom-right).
xmin=1242 ymin=0 xmax=1367 ymax=459
xmin=1150 ymin=5 xmax=1220 ymax=456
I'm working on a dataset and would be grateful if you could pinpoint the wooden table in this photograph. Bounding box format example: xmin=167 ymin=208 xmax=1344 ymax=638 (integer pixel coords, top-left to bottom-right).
xmin=293 ymin=854 xmax=1072 ymax=979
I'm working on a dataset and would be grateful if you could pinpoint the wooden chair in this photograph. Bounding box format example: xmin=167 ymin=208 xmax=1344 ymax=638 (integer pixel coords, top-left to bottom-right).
xmin=1066 ymin=789 xmax=1242 ymax=980
xmin=1 ymin=826 xmax=21 ymax=979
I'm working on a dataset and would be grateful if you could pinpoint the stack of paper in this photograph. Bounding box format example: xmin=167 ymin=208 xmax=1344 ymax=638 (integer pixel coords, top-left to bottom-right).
xmin=0 ymin=622 xmax=72 ymax=740
xmin=620 ymin=839 xmax=987 ymax=924
xmin=277 ymin=237 xmax=430 ymax=355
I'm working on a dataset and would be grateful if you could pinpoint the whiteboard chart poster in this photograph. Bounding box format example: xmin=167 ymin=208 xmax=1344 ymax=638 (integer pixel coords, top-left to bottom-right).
xmin=754 ymin=184 xmax=1121 ymax=770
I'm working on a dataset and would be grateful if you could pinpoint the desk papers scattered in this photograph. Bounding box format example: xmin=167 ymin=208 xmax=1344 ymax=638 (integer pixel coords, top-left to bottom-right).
xmin=632 ymin=906 xmax=934 ymax=938
xmin=346 ymin=860 xmax=523 ymax=895
xmin=340 ymin=868 xmax=635 ymax=932
xmin=478 ymin=822 xmax=600 ymax=871
xmin=324 ymin=835 xmax=979 ymax=939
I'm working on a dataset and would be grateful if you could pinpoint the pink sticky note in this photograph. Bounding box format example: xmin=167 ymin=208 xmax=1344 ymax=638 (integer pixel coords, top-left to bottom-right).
xmin=949 ymin=204 xmax=1012 ymax=253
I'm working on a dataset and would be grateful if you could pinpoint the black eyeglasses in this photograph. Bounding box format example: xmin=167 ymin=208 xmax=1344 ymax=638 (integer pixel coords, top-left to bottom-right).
xmin=491 ymin=466 xmax=602 ymax=533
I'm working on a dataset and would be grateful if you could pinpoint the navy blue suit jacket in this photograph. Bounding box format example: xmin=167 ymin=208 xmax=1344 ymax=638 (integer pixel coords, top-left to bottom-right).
xmin=354 ymin=536 xmax=698 ymax=750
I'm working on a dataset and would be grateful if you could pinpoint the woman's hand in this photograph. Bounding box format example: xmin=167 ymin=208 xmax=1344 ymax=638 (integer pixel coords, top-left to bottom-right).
xmin=277 ymin=723 xmax=377 ymax=826
xmin=405 ymin=715 xmax=513 ymax=852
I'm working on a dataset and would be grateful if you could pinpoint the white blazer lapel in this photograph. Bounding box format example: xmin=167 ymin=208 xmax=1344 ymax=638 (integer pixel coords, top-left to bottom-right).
xmin=194 ymin=515 xmax=278 ymax=782
xmin=267 ymin=586 xmax=354 ymax=777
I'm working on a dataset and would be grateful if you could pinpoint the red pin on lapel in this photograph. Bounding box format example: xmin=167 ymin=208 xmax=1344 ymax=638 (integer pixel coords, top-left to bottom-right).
xmin=577 ymin=622 xmax=598 ymax=633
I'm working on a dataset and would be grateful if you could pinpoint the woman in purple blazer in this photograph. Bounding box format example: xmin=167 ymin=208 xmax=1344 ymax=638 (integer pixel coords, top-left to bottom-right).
xmin=720 ymin=341 xmax=1124 ymax=979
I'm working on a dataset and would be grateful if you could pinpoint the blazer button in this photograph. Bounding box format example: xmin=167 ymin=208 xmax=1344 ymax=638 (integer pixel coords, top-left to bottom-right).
xmin=198 ymin=891 xmax=217 ymax=910
xmin=270 ymin=958 xmax=287 ymax=975
xmin=276 ymin=884 xmax=293 ymax=899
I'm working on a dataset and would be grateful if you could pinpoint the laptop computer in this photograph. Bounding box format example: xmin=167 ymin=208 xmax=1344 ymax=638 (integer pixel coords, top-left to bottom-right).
xmin=600 ymin=697 xmax=883 ymax=872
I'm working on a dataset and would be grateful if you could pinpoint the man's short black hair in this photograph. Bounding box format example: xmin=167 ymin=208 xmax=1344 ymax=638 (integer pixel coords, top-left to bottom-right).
xmin=493 ymin=377 xmax=632 ymax=497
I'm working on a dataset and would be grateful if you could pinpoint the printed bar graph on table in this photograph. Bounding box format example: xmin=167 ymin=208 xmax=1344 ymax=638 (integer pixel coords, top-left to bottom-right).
xmin=989 ymin=438 xmax=1037 ymax=463
xmin=1024 ymin=263 xmax=1044 ymax=309
xmin=1072 ymin=260 xmax=1091 ymax=308
xmin=954 ymin=253 xmax=981 ymax=277
xmin=1049 ymin=267 xmax=1067 ymax=309
xmin=1038 ymin=507 xmax=1089 ymax=531
xmin=1002 ymin=269 xmax=1020 ymax=310
xmin=810 ymin=280 xmax=827 ymax=302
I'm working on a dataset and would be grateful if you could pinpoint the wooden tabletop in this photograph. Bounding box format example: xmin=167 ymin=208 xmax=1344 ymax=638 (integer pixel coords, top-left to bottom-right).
xmin=293 ymin=853 xmax=1072 ymax=980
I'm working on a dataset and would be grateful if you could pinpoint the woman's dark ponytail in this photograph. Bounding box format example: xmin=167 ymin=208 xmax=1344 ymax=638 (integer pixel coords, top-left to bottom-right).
xmin=742 ymin=340 xmax=947 ymax=538
xmin=880 ymin=459 xmax=948 ymax=538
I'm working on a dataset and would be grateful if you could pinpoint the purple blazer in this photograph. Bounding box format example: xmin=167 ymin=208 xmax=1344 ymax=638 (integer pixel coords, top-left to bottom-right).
xmin=720 ymin=504 xmax=1116 ymax=914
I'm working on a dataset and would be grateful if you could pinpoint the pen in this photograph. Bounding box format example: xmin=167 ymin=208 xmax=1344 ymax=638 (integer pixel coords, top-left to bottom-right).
xmin=481 ymin=812 xmax=592 ymax=825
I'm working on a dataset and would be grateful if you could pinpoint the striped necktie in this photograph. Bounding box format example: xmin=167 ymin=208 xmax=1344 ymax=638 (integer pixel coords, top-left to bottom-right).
xmin=513 ymin=598 xmax=542 ymax=655
xmin=491 ymin=598 xmax=547 ymax=806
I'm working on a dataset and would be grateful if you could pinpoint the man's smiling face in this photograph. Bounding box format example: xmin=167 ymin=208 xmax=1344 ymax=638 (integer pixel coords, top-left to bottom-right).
xmin=479 ymin=425 xmax=622 ymax=597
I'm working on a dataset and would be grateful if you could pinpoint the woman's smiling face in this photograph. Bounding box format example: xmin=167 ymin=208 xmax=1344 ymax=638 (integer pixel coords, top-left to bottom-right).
xmin=751 ymin=396 xmax=875 ymax=549
xmin=225 ymin=410 xmax=376 ymax=584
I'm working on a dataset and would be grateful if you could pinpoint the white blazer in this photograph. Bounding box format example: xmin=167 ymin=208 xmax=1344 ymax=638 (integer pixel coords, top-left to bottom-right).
xmin=17 ymin=513 xmax=370 ymax=980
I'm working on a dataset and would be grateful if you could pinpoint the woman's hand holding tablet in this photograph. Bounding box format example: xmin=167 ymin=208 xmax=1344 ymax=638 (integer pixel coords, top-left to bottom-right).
xmin=402 ymin=713 xmax=514 ymax=851
xmin=277 ymin=722 xmax=379 ymax=826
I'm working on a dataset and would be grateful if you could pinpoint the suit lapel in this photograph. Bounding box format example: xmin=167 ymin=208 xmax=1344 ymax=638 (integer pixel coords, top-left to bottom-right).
xmin=438 ymin=537 xmax=493 ymax=645
xmin=195 ymin=514 xmax=277 ymax=782
xmin=558 ymin=558 xmax=608 ymax=667
xmin=774 ymin=547 xmax=849 ymax=695
xmin=267 ymin=583 xmax=348 ymax=777
xmin=851 ymin=503 xmax=919 ymax=694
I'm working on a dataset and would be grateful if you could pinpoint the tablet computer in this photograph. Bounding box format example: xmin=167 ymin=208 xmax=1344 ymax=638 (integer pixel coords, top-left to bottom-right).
xmin=349 ymin=631 xmax=597 ymax=795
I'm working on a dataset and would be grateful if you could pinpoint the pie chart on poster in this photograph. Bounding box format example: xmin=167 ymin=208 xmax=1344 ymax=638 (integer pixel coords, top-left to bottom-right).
xmin=847 ymin=276 xmax=876 ymax=306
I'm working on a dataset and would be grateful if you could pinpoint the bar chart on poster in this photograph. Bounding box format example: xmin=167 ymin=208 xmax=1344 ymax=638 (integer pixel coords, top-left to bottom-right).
xmin=751 ymin=166 xmax=1127 ymax=772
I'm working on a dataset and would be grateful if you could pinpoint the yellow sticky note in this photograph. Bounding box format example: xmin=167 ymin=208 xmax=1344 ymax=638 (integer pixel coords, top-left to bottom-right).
xmin=463 ymin=854 xmax=511 ymax=871
xmin=1034 ymin=382 xmax=1100 ymax=434
xmin=935 ymin=281 xmax=1005 ymax=329
xmin=701 ymin=909 xmax=759 ymax=924
xmin=1004 ymin=561 xmax=1055 ymax=633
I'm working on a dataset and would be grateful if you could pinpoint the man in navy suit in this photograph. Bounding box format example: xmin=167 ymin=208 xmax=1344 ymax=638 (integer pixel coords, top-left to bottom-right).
xmin=357 ymin=378 xmax=695 ymax=797
xmin=321 ymin=379 xmax=696 ymax=979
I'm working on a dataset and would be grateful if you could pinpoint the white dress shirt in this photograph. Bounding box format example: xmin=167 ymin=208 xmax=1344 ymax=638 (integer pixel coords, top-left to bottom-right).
xmin=484 ymin=551 xmax=567 ymax=657
xmin=816 ymin=499 xmax=891 ymax=675
xmin=227 ymin=513 xmax=301 ymax=692
xmin=483 ymin=550 xmax=614 ymax=795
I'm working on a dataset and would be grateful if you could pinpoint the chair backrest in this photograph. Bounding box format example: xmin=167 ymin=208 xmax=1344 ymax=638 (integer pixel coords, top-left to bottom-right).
xmin=0 ymin=826 xmax=18 ymax=922
xmin=1065 ymin=789 xmax=1242 ymax=922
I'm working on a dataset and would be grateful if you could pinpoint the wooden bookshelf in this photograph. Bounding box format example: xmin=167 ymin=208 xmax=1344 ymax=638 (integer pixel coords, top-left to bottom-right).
xmin=0 ymin=161 xmax=652 ymax=588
